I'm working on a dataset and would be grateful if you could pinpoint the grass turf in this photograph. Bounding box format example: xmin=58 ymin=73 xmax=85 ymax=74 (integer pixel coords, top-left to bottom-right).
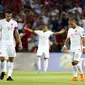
xmin=0 ymin=71 xmax=85 ymax=85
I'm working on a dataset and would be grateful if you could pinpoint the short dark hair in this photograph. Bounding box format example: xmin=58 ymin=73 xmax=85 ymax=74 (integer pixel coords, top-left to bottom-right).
xmin=5 ymin=10 xmax=12 ymax=14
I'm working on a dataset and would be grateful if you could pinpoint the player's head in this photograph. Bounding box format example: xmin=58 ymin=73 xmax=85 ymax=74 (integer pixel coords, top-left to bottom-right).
xmin=68 ymin=18 xmax=77 ymax=29
xmin=42 ymin=25 xmax=48 ymax=32
xmin=5 ymin=10 xmax=12 ymax=22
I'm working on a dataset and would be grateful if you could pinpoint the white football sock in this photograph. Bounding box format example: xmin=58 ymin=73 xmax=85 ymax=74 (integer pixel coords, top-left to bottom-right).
xmin=7 ymin=62 xmax=14 ymax=77
xmin=72 ymin=65 xmax=78 ymax=77
xmin=37 ymin=57 xmax=41 ymax=70
xmin=1 ymin=61 xmax=3 ymax=71
xmin=44 ymin=59 xmax=48 ymax=72
xmin=1 ymin=61 xmax=7 ymax=72
xmin=77 ymin=62 xmax=83 ymax=74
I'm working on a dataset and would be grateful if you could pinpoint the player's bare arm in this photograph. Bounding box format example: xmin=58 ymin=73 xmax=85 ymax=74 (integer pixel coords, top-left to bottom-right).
xmin=81 ymin=37 xmax=83 ymax=52
xmin=53 ymin=29 xmax=65 ymax=35
xmin=64 ymin=38 xmax=70 ymax=46
xmin=24 ymin=25 xmax=34 ymax=33
xmin=62 ymin=38 xmax=70 ymax=51
xmin=14 ymin=29 xmax=22 ymax=50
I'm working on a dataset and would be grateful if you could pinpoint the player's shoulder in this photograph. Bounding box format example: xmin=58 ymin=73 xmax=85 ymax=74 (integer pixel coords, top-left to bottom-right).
xmin=46 ymin=30 xmax=52 ymax=33
xmin=47 ymin=30 xmax=52 ymax=32
xmin=0 ymin=19 xmax=5 ymax=22
xmin=34 ymin=30 xmax=42 ymax=33
xmin=77 ymin=26 xmax=84 ymax=31
xmin=11 ymin=19 xmax=17 ymax=24
xmin=77 ymin=26 xmax=83 ymax=29
xmin=35 ymin=30 xmax=42 ymax=31
xmin=0 ymin=19 xmax=6 ymax=25
xmin=68 ymin=28 xmax=72 ymax=32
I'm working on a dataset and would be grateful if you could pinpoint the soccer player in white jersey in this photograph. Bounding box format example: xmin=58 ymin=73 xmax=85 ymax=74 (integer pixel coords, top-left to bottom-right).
xmin=63 ymin=18 xmax=85 ymax=81
xmin=24 ymin=25 xmax=65 ymax=73
xmin=0 ymin=10 xmax=22 ymax=81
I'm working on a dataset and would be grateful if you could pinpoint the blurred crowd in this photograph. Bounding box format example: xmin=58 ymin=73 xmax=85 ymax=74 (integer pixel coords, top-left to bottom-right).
xmin=0 ymin=0 xmax=85 ymax=52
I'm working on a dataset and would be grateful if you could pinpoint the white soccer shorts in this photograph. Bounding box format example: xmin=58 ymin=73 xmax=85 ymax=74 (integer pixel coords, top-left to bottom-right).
xmin=70 ymin=49 xmax=82 ymax=62
xmin=36 ymin=47 xmax=49 ymax=58
xmin=0 ymin=44 xmax=16 ymax=58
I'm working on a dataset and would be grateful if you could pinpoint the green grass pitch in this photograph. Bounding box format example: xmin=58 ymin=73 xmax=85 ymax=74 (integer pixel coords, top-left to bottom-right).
xmin=0 ymin=71 xmax=85 ymax=85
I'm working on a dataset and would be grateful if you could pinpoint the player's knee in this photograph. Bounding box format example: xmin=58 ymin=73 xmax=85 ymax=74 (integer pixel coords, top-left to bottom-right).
xmin=37 ymin=56 xmax=40 ymax=57
xmin=9 ymin=59 xmax=13 ymax=62
xmin=72 ymin=60 xmax=79 ymax=66
xmin=44 ymin=58 xmax=48 ymax=60
xmin=0 ymin=57 xmax=5 ymax=61
xmin=1 ymin=60 xmax=4 ymax=62
xmin=8 ymin=57 xmax=14 ymax=62
xmin=72 ymin=62 xmax=75 ymax=66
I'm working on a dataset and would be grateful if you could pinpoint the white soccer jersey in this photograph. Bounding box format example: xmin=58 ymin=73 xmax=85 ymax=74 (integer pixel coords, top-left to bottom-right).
xmin=0 ymin=19 xmax=18 ymax=45
xmin=34 ymin=30 xmax=53 ymax=48
xmin=67 ymin=26 xmax=84 ymax=52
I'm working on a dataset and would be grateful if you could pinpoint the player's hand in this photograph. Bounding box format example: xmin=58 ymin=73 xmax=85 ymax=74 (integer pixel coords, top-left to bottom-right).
xmin=61 ymin=45 xmax=67 ymax=52
xmin=18 ymin=43 xmax=23 ymax=50
xmin=24 ymin=25 xmax=28 ymax=30
xmin=24 ymin=27 xmax=27 ymax=30
xmin=60 ymin=29 xmax=65 ymax=34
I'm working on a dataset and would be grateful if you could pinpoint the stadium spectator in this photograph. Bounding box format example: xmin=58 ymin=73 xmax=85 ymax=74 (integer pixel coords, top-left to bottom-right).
xmin=15 ymin=12 xmax=24 ymax=33
xmin=0 ymin=0 xmax=84 ymax=52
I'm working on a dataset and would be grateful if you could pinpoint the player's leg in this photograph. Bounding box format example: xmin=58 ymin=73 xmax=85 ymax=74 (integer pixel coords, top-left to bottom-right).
xmin=36 ymin=48 xmax=43 ymax=73
xmin=6 ymin=45 xmax=16 ymax=81
xmin=0 ymin=57 xmax=7 ymax=80
xmin=5 ymin=58 xmax=9 ymax=75
xmin=43 ymin=50 xmax=49 ymax=73
xmin=43 ymin=57 xmax=49 ymax=73
xmin=0 ymin=46 xmax=8 ymax=80
xmin=72 ymin=61 xmax=78 ymax=81
xmin=77 ymin=62 xmax=84 ymax=81
xmin=7 ymin=57 xmax=14 ymax=81
xmin=0 ymin=59 xmax=7 ymax=75
xmin=70 ymin=52 xmax=78 ymax=81
xmin=74 ymin=50 xmax=84 ymax=81
xmin=37 ymin=56 xmax=41 ymax=73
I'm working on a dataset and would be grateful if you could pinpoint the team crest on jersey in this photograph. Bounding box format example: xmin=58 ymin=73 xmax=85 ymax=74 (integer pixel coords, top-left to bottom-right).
xmin=11 ymin=23 xmax=13 ymax=26
xmin=75 ymin=30 xmax=77 ymax=32
xmin=11 ymin=23 xmax=13 ymax=28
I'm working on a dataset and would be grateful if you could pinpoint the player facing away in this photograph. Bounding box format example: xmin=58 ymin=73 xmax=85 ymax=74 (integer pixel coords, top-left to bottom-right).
xmin=63 ymin=18 xmax=85 ymax=81
xmin=0 ymin=10 xmax=22 ymax=81
xmin=24 ymin=25 xmax=65 ymax=73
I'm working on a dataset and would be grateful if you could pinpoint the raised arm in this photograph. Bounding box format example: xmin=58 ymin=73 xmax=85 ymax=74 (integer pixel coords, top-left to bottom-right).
xmin=53 ymin=29 xmax=65 ymax=35
xmin=24 ymin=25 xmax=34 ymax=33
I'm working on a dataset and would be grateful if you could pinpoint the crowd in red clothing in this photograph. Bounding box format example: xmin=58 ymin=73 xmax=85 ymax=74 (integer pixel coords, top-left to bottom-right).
xmin=0 ymin=0 xmax=85 ymax=52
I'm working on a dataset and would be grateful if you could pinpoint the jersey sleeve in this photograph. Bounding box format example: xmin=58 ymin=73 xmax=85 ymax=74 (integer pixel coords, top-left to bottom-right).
xmin=34 ymin=30 xmax=41 ymax=35
xmin=49 ymin=30 xmax=54 ymax=36
xmin=80 ymin=28 xmax=84 ymax=37
xmin=14 ymin=21 xmax=18 ymax=30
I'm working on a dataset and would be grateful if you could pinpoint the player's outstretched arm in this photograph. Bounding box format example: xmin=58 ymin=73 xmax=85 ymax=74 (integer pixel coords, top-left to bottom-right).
xmin=53 ymin=29 xmax=65 ymax=35
xmin=24 ymin=25 xmax=34 ymax=33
